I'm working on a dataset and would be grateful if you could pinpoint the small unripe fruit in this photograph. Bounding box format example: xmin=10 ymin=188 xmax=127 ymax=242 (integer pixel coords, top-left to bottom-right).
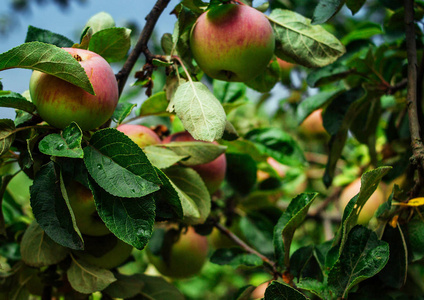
xmin=66 ymin=181 xmax=110 ymax=236
xmin=338 ymin=178 xmax=385 ymax=225
xmin=190 ymin=4 xmax=275 ymax=82
xmin=116 ymin=124 xmax=161 ymax=147
xmin=163 ymin=131 xmax=226 ymax=194
xmin=146 ymin=227 xmax=209 ymax=278
xmin=29 ymin=48 xmax=119 ymax=131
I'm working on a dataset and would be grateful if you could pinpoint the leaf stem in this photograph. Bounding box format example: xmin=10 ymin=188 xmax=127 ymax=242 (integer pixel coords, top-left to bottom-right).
xmin=116 ymin=0 xmax=171 ymax=95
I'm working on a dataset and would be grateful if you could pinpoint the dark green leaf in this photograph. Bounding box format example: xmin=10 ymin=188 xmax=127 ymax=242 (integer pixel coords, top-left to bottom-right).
xmin=245 ymin=127 xmax=306 ymax=167
xmin=328 ymin=226 xmax=389 ymax=298
xmin=240 ymin=213 xmax=275 ymax=257
xmin=103 ymin=273 xmax=144 ymax=299
xmin=88 ymin=27 xmax=131 ymax=63
xmin=153 ymin=168 xmax=183 ymax=221
xmin=264 ymin=281 xmax=308 ymax=299
xmin=213 ymin=80 xmax=246 ymax=103
xmin=139 ymin=91 xmax=170 ymax=117
xmin=235 ymin=285 xmax=257 ymax=300
xmin=407 ymin=217 xmax=424 ymax=262
xmin=83 ymin=128 xmax=161 ymax=198
xmin=0 ymin=119 xmax=15 ymax=156
xmin=346 ymin=0 xmax=366 ymax=14
xmin=112 ymin=102 xmax=137 ymax=125
xmin=274 ymin=193 xmax=318 ymax=268
xmin=311 ymin=0 xmax=345 ymax=25
xmin=29 ymin=162 xmax=84 ymax=250
xmin=269 ymin=9 xmax=345 ymax=68
xmin=0 ymin=91 xmax=36 ymax=113
xmin=341 ymin=22 xmax=382 ymax=45
xmin=38 ymin=122 xmax=84 ymax=158
xmin=89 ymin=178 xmax=155 ymax=250
xmin=0 ymin=42 xmax=94 ymax=95
xmin=245 ymin=60 xmax=280 ymax=93
xmin=225 ymin=153 xmax=257 ymax=195
xmin=297 ymin=278 xmax=332 ymax=299
xmin=25 ymin=25 xmax=74 ymax=47
xmin=138 ymin=274 xmax=185 ymax=300
xmin=210 ymin=248 xmax=263 ymax=268
xmin=306 ymin=63 xmax=350 ymax=87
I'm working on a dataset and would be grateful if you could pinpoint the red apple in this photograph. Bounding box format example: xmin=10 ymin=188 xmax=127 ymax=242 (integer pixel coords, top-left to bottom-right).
xmin=190 ymin=4 xmax=275 ymax=82
xmin=299 ymin=109 xmax=327 ymax=135
xmin=277 ymin=58 xmax=294 ymax=71
xmin=29 ymin=48 xmax=119 ymax=131
xmin=338 ymin=178 xmax=385 ymax=225
xmin=117 ymin=124 xmax=161 ymax=147
xmin=163 ymin=131 xmax=227 ymax=194
xmin=146 ymin=227 xmax=208 ymax=278
xmin=66 ymin=181 xmax=110 ymax=237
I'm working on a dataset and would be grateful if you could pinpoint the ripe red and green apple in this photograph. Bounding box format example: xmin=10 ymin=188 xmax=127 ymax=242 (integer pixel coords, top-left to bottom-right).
xmin=163 ymin=131 xmax=227 ymax=194
xmin=190 ymin=3 xmax=275 ymax=82
xmin=146 ymin=227 xmax=208 ymax=278
xmin=117 ymin=124 xmax=161 ymax=147
xmin=29 ymin=47 xmax=119 ymax=131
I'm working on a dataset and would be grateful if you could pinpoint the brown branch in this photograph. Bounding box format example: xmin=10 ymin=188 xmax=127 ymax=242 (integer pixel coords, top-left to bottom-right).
xmin=404 ymin=0 xmax=424 ymax=184
xmin=116 ymin=0 xmax=171 ymax=96
xmin=213 ymin=221 xmax=282 ymax=278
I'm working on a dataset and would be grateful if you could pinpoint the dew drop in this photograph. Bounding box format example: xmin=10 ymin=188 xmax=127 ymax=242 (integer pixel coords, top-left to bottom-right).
xmin=56 ymin=143 xmax=64 ymax=150
xmin=97 ymin=164 xmax=103 ymax=170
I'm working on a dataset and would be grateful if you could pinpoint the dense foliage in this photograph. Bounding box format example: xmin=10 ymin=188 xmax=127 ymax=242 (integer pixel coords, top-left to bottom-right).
xmin=1 ymin=0 xmax=424 ymax=299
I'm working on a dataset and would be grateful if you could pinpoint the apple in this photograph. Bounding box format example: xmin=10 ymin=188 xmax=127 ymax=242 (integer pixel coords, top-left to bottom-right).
xmin=66 ymin=180 xmax=110 ymax=237
xmin=163 ymin=131 xmax=227 ymax=194
xmin=190 ymin=3 xmax=275 ymax=82
xmin=299 ymin=109 xmax=327 ymax=135
xmin=277 ymin=58 xmax=294 ymax=71
xmin=73 ymin=234 xmax=133 ymax=269
xmin=146 ymin=227 xmax=208 ymax=278
xmin=29 ymin=47 xmax=119 ymax=131
xmin=116 ymin=124 xmax=161 ymax=147
xmin=250 ymin=281 xmax=271 ymax=299
xmin=338 ymin=178 xmax=385 ymax=225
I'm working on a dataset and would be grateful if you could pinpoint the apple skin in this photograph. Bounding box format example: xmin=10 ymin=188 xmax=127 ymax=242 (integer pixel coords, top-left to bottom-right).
xmin=250 ymin=281 xmax=271 ymax=299
xmin=29 ymin=48 xmax=119 ymax=131
xmin=117 ymin=124 xmax=161 ymax=147
xmin=190 ymin=4 xmax=275 ymax=82
xmin=66 ymin=181 xmax=110 ymax=237
xmin=73 ymin=235 xmax=133 ymax=269
xmin=162 ymin=131 xmax=227 ymax=194
xmin=338 ymin=178 xmax=385 ymax=225
xmin=299 ymin=109 xmax=327 ymax=135
xmin=277 ymin=58 xmax=294 ymax=71
xmin=146 ymin=227 xmax=209 ymax=278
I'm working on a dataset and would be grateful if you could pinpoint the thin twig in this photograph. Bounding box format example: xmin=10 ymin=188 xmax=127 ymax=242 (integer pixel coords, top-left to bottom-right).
xmin=116 ymin=0 xmax=171 ymax=95
xmin=404 ymin=0 xmax=424 ymax=192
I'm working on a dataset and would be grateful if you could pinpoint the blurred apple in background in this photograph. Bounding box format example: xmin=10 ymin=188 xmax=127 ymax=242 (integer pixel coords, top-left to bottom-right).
xmin=299 ymin=109 xmax=327 ymax=136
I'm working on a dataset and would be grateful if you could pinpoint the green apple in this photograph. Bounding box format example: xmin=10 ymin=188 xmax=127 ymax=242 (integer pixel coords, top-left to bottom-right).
xmin=66 ymin=181 xmax=110 ymax=236
xmin=116 ymin=124 xmax=161 ymax=147
xmin=146 ymin=227 xmax=209 ymax=278
xmin=73 ymin=234 xmax=133 ymax=269
xmin=190 ymin=4 xmax=275 ymax=82
xmin=338 ymin=178 xmax=385 ymax=225
xmin=162 ymin=131 xmax=227 ymax=194
xmin=29 ymin=47 xmax=119 ymax=131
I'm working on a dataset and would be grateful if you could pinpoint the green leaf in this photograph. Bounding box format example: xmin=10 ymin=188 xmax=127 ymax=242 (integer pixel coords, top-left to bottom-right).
xmin=341 ymin=22 xmax=383 ymax=45
xmin=38 ymin=122 xmax=84 ymax=158
xmin=67 ymin=256 xmax=116 ymax=294
xmin=161 ymin=141 xmax=227 ymax=166
xmin=164 ymin=167 xmax=210 ymax=224
xmin=210 ymin=248 xmax=263 ymax=268
xmin=138 ymin=274 xmax=185 ymax=300
xmin=328 ymin=226 xmax=390 ymax=298
xmin=346 ymin=0 xmax=366 ymax=15
xmin=0 ymin=119 xmax=15 ymax=156
xmin=225 ymin=153 xmax=257 ymax=195
xmin=334 ymin=167 xmax=391 ymax=257
xmin=103 ymin=273 xmax=144 ymax=299
xmin=83 ymin=128 xmax=161 ymax=198
xmin=213 ymin=80 xmax=246 ymax=103
xmin=306 ymin=63 xmax=350 ymax=87
xmin=88 ymin=27 xmax=131 ymax=63
xmin=25 ymin=25 xmax=74 ymax=47
xmin=171 ymin=81 xmax=226 ymax=142
xmin=153 ymin=168 xmax=184 ymax=221
xmin=139 ymin=91 xmax=170 ymax=117
xmin=89 ymin=178 xmax=155 ymax=250
xmin=269 ymin=9 xmax=345 ymax=68
xmin=144 ymin=146 xmax=188 ymax=169
xmin=297 ymin=278 xmax=332 ymax=300
xmin=296 ymin=89 xmax=345 ymax=125
xmin=264 ymin=281 xmax=309 ymax=299
xmin=29 ymin=162 xmax=84 ymax=250
xmin=311 ymin=0 xmax=345 ymax=25
xmin=245 ymin=127 xmax=306 ymax=167
xmin=84 ymin=11 xmax=116 ymax=35
xmin=112 ymin=102 xmax=137 ymax=125
xmin=20 ymin=221 xmax=69 ymax=267
xmin=407 ymin=217 xmax=424 ymax=262
xmin=240 ymin=213 xmax=275 ymax=257
xmin=235 ymin=285 xmax=257 ymax=300
xmin=0 ymin=91 xmax=36 ymax=113
xmin=0 ymin=42 xmax=94 ymax=95
xmin=245 ymin=59 xmax=280 ymax=93
xmin=378 ymin=225 xmax=408 ymax=288
xmin=274 ymin=193 xmax=318 ymax=268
